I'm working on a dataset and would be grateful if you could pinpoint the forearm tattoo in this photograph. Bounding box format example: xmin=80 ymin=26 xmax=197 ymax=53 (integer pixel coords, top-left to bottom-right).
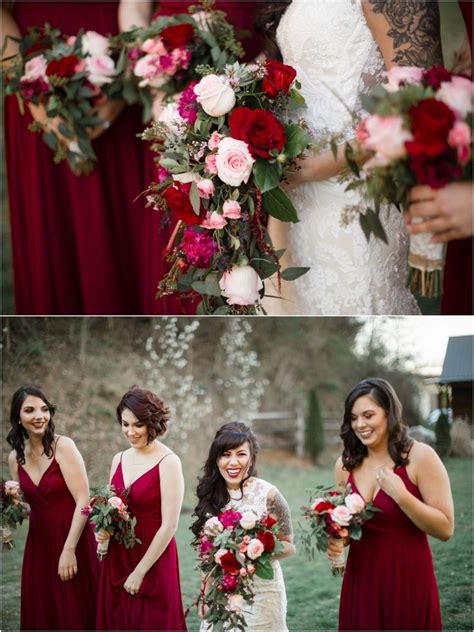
xmin=368 ymin=0 xmax=442 ymax=66
xmin=266 ymin=490 xmax=293 ymax=537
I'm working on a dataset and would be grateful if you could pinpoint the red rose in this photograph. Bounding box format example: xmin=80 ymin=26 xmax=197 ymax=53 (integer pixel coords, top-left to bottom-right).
xmin=257 ymin=529 xmax=276 ymax=553
xmin=160 ymin=23 xmax=195 ymax=51
xmin=314 ymin=500 xmax=335 ymax=513
xmin=220 ymin=552 xmax=241 ymax=575
xmin=410 ymin=155 xmax=463 ymax=189
xmin=423 ymin=65 xmax=453 ymax=91
xmin=46 ymin=55 xmax=80 ymax=79
xmin=163 ymin=182 xmax=205 ymax=225
xmin=405 ymin=98 xmax=456 ymax=160
xmin=262 ymin=59 xmax=297 ymax=98
xmin=261 ymin=514 xmax=277 ymax=528
xmin=229 ymin=107 xmax=287 ymax=159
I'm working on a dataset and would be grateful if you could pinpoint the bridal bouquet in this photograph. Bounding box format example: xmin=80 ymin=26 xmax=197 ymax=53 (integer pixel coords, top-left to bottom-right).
xmin=1 ymin=480 xmax=30 ymax=549
xmin=342 ymin=65 xmax=473 ymax=297
xmin=144 ymin=58 xmax=311 ymax=314
xmin=111 ymin=0 xmax=245 ymax=122
xmin=300 ymin=484 xmax=379 ymax=576
xmin=195 ymin=509 xmax=283 ymax=629
xmin=2 ymin=23 xmax=123 ymax=174
xmin=82 ymin=484 xmax=141 ymax=560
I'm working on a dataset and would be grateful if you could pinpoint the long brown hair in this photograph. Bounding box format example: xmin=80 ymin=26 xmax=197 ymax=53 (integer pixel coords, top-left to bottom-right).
xmin=254 ymin=1 xmax=292 ymax=60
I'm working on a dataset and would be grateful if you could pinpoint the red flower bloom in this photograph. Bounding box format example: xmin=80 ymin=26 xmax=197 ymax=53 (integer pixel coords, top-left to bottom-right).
xmin=262 ymin=59 xmax=297 ymax=98
xmin=257 ymin=529 xmax=276 ymax=553
xmin=314 ymin=500 xmax=335 ymax=513
xmin=410 ymin=155 xmax=463 ymax=189
xmin=221 ymin=573 xmax=238 ymax=592
xmin=261 ymin=514 xmax=277 ymax=528
xmin=46 ymin=55 xmax=80 ymax=79
xmin=160 ymin=24 xmax=195 ymax=51
xmin=423 ymin=65 xmax=453 ymax=91
xmin=162 ymin=182 xmax=205 ymax=225
xmin=220 ymin=552 xmax=242 ymax=575
xmin=328 ymin=491 xmax=341 ymax=497
xmin=229 ymin=107 xmax=287 ymax=159
xmin=405 ymin=98 xmax=456 ymax=160
xmin=218 ymin=509 xmax=242 ymax=530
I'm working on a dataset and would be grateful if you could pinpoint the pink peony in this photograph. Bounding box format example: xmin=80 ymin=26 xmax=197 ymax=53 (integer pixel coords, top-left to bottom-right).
xmin=208 ymin=131 xmax=223 ymax=150
xmin=222 ymin=200 xmax=242 ymax=219
xmin=246 ymin=538 xmax=265 ymax=560
xmin=219 ymin=265 xmax=263 ymax=306
xmin=215 ymin=137 xmax=255 ymax=187
xmin=227 ymin=594 xmax=245 ymax=612
xmin=141 ymin=38 xmax=167 ymax=55
xmin=201 ymin=212 xmax=227 ymax=230
xmin=384 ymin=65 xmax=424 ymax=92
xmin=86 ymin=54 xmax=116 ymax=86
xmin=194 ymin=74 xmax=236 ymax=117
xmin=436 ymin=76 xmax=473 ymax=118
xmin=344 ymin=493 xmax=365 ymax=514
xmin=363 ymin=115 xmax=413 ymax=166
xmin=204 ymin=154 xmax=218 ymax=174
xmin=331 ymin=505 xmax=352 ymax=527
xmin=196 ymin=178 xmax=215 ymax=199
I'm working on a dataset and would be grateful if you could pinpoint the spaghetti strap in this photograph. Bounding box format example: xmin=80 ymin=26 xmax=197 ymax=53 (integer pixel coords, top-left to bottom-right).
xmin=53 ymin=436 xmax=61 ymax=455
xmin=120 ymin=451 xmax=124 ymax=463
xmin=157 ymin=452 xmax=174 ymax=466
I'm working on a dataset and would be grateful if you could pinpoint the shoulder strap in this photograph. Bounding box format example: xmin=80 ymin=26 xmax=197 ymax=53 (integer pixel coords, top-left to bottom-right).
xmin=157 ymin=452 xmax=173 ymax=466
xmin=120 ymin=451 xmax=124 ymax=463
xmin=53 ymin=435 xmax=61 ymax=455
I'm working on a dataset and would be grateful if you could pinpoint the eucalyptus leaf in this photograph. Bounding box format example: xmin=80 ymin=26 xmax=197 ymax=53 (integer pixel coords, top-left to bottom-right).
xmin=262 ymin=187 xmax=299 ymax=223
xmin=281 ymin=267 xmax=310 ymax=281
xmin=189 ymin=181 xmax=201 ymax=215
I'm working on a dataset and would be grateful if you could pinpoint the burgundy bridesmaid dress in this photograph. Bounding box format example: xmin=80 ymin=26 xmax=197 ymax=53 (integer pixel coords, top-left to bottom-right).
xmin=139 ymin=1 xmax=262 ymax=314
xmin=441 ymin=0 xmax=473 ymax=315
xmin=5 ymin=1 xmax=148 ymax=315
xmin=18 ymin=457 xmax=99 ymax=630
xmin=96 ymin=455 xmax=187 ymax=630
xmin=339 ymin=467 xmax=442 ymax=631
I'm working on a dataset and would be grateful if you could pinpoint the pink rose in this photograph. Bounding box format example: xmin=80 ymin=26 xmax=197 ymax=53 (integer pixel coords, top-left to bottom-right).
xmin=344 ymin=493 xmax=365 ymax=514
xmin=141 ymin=38 xmax=167 ymax=55
xmin=384 ymin=65 xmax=424 ymax=92
xmin=363 ymin=115 xmax=413 ymax=165
xmin=246 ymin=538 xmax=265 ymax=560
xmin=448 ymin=119 xmax=472 ymax=162
xmin=238 ymin=542 xmax=248 ymax=554
xmin=239 ymin=511 xmax=257 ymax=530
xmin=21 ymin=55 xmax=49 ymax=82
xmin=67 ymin=35 xmax=77 ymax=47
xmin=74 ymin=59 xmax=87 ymax=74
xmin=81 ymin=504 xmax=92 ymax=516
xmin=201 ymin=212 xmax=227 ymax=230
xmin=108 ymin=496 xmax=125 ymax=510
xmin=247 ymin=564 xmax=256 ymax=574
xmin=194 ymin=74 xmax=236 ymax=117
xmin=82 ymin=31 xmax=111 ymax=57
xmin=133 ymin=54 xmax=163 ymax=86
xmin=436 ymin=76 xmax=473 ymax=118
xmin=219 ymin=265 xmax=263 ymax=306
xmin=203 ymin=516 xmax=224 ymax=536
xmin=239 ymin=567 xmax=247 ymax=577
xmin=204 ymin=154 xmax=218 ymax=174
xmin=331 ymin=505 xmax=352 ymax=527
xmin=86 ymin=54 xmax=116 ymax=86
xmin=243 ymin=535 xmax=251 ymax=544
xmin=227 ymin=594 xmax=245 ymax=613
xmin=223 ymin=200 xmax=242 ymax=219
xmin=214 ymin=547 xmax=228 ymax=565
xmin=197 ymin=178 xmax=215 ymax=199
xmin=215 ymin=137 xmax=255 ymax=187
xmin=4 ymin=480 xmax=20 ymax=495
xmin=208 ymin=131 xmax=223 ymax=150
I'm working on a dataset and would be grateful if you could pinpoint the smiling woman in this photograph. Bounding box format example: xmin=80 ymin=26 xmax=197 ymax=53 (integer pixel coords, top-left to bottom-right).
xmin=6 ymin=385 xmax=99 ymax=631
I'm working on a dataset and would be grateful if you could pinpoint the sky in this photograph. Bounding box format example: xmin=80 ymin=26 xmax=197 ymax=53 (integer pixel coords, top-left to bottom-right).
xmin=355 ymin=316 xmax=473 ymax=374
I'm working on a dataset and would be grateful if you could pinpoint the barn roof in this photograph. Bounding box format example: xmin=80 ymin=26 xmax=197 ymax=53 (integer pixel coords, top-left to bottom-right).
xmin=438 ymin=336 xmax=473 ymax=383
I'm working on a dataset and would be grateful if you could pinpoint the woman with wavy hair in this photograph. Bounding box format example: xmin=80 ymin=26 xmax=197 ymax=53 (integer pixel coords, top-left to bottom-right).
xmin=7 ymin=386 xmax=98 ymax=630
xmin=330 ymin=378 xmax=454 ymax=630
xmin=96 ymin=386 xmax=186 ymax=631
xmin=192 ymin=421 xmax=295 ymax=631
xmin=255 ymin=1 xmax=445 ymax=315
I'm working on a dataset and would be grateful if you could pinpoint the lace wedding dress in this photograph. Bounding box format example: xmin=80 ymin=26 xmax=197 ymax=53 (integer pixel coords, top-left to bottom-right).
xmin=201 ymin=478 xmax=288 ymax=632
xmin=265 ymin=0 xmax=420 ymax=315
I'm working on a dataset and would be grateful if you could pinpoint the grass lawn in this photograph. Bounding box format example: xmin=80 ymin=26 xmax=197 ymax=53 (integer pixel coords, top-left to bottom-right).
xmin=1 ymin=457 xmax=472 ymax=631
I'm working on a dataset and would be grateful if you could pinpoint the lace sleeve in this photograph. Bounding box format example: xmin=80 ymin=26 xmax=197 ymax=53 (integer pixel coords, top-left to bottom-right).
xmin=354 ymin=38 xmax=387 ymax=120
xmin=266 ymin=488 xmax=293 ymax=537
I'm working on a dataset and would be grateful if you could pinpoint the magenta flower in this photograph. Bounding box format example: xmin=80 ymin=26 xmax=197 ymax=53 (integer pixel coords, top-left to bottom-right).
xmin=178 ymin=81 xmax=198 ymax=125
xmin=221 ymin=573 xmax=238 ymax=593
xmin=218 ymin=509 xmax=242 ymax=530
xmin=179 ymin=227 xmax=217 ymax=268
xmin=20 ymin=77 xmax=50 ymax=101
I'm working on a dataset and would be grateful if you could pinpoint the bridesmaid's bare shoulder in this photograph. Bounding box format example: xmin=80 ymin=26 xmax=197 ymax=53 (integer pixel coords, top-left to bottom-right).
xmin=334 ymin=456 xmax=349 ymax=485
xmin=8 ymin=450 xmax=19 ymax=479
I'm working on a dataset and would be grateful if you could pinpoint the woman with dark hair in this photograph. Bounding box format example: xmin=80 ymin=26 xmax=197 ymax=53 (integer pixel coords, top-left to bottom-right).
xmin=329 ymin=378 xmax=454 ymax=630
xmin=256 ymin=1 xmax=445 ymax=315
xmin=7 ymin=386 xmax=98 ymax=631
xmin=96 ymin=386 xmax=187 ymax=631
xmin=192 ymin=422 xmax=295 ymax=631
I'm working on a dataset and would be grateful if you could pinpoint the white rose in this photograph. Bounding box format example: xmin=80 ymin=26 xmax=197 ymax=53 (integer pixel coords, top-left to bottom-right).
xmin=82 ymin=31 xmax=111 ymax=57
xmin=344 ymin=493 xmax=366 ymax=514
xmin=436 ymin=76 xmax=474 ymax=118
xmin=85 ymin=54 xmax=116 ymax=86
xmin=239 ymin=511 xmax=257 ymax=530
xmin=215 ymin=137 xmax=254 ymax=187
xmin=246 ymin=538 xmax=264 ymax=560
xmin=331 ymin=505 xmax=352 ymax=527
xmin=203 ymin=515 xmax=224 ymax=536
xmin=194 ymin=74 xmax=236 ymax=117
xmin=220 ymin=265 xmax=263 ymax=306
xmin=227 ymin=594 xmax=245 ymax=613
xmin=156 ymin=101 xmax=184 ymax=129
xmin=21 ymin=54 xmax=49 ymax=82
xmin=108 ymin=496 xmax=124 ymax=510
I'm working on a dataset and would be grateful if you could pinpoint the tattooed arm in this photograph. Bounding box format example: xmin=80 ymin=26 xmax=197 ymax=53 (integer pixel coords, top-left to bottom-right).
xmin=266 ymin=487 xmax=296 ymax=560
xmin=362 ymin=0 xmax=442 ymax=68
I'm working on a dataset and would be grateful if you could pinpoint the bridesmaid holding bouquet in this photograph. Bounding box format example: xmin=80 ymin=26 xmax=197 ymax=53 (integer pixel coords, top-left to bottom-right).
xmin=7 ymin=386 xmax=99 ymax=631
xmin=96 ymin=386 xmax=187 ymax=631
xmin=330 ymin=378 xmax=454 ymax=631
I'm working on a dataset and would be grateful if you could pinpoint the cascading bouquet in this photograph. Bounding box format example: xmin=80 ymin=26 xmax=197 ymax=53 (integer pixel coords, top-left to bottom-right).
xmin=1 ymin=480 xmax=30 ymax=549
xmin=195 ymin=508 xmax=283 ymax=629
xmin=82 ymin=484 xmax=141 ymax=560
xmin=143 ymin=58 xmax=312 ymax=314
xmin=2 ymin=23 xmax=124 ymax=174
xmin=300 ymin=484 xmax=379 ymax=576
xmin=110 ymin=0 xmax=245 ymax=123
xmin=341 ymin=65 xmax=473 ymax=297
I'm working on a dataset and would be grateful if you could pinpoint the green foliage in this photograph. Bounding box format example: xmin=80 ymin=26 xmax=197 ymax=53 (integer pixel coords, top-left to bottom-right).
xmin=435 ymin=411 xmax=452 ymax=459
xmin=253 ymin=158 xmax=282 ymax=193
xmin=262 ymin=187 xmax=299 ymax=223
xmin=304 ymin=388 xmax=325 ymax=462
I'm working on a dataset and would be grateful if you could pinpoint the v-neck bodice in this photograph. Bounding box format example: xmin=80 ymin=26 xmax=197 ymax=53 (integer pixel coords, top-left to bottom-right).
xmin=18 ymin=457 xmax=76 ymax=518
xmin=111 ymin=460 xmax=163 ymax=523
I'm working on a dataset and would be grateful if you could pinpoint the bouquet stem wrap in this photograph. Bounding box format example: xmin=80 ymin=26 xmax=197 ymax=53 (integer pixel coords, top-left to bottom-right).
xmin=97 ymin=539 xmax=110 ymax=560
xmin=408 ymin=221 xmax=445 ymax=298
xmin=327 ymin=548 xmax=346 ymax=576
